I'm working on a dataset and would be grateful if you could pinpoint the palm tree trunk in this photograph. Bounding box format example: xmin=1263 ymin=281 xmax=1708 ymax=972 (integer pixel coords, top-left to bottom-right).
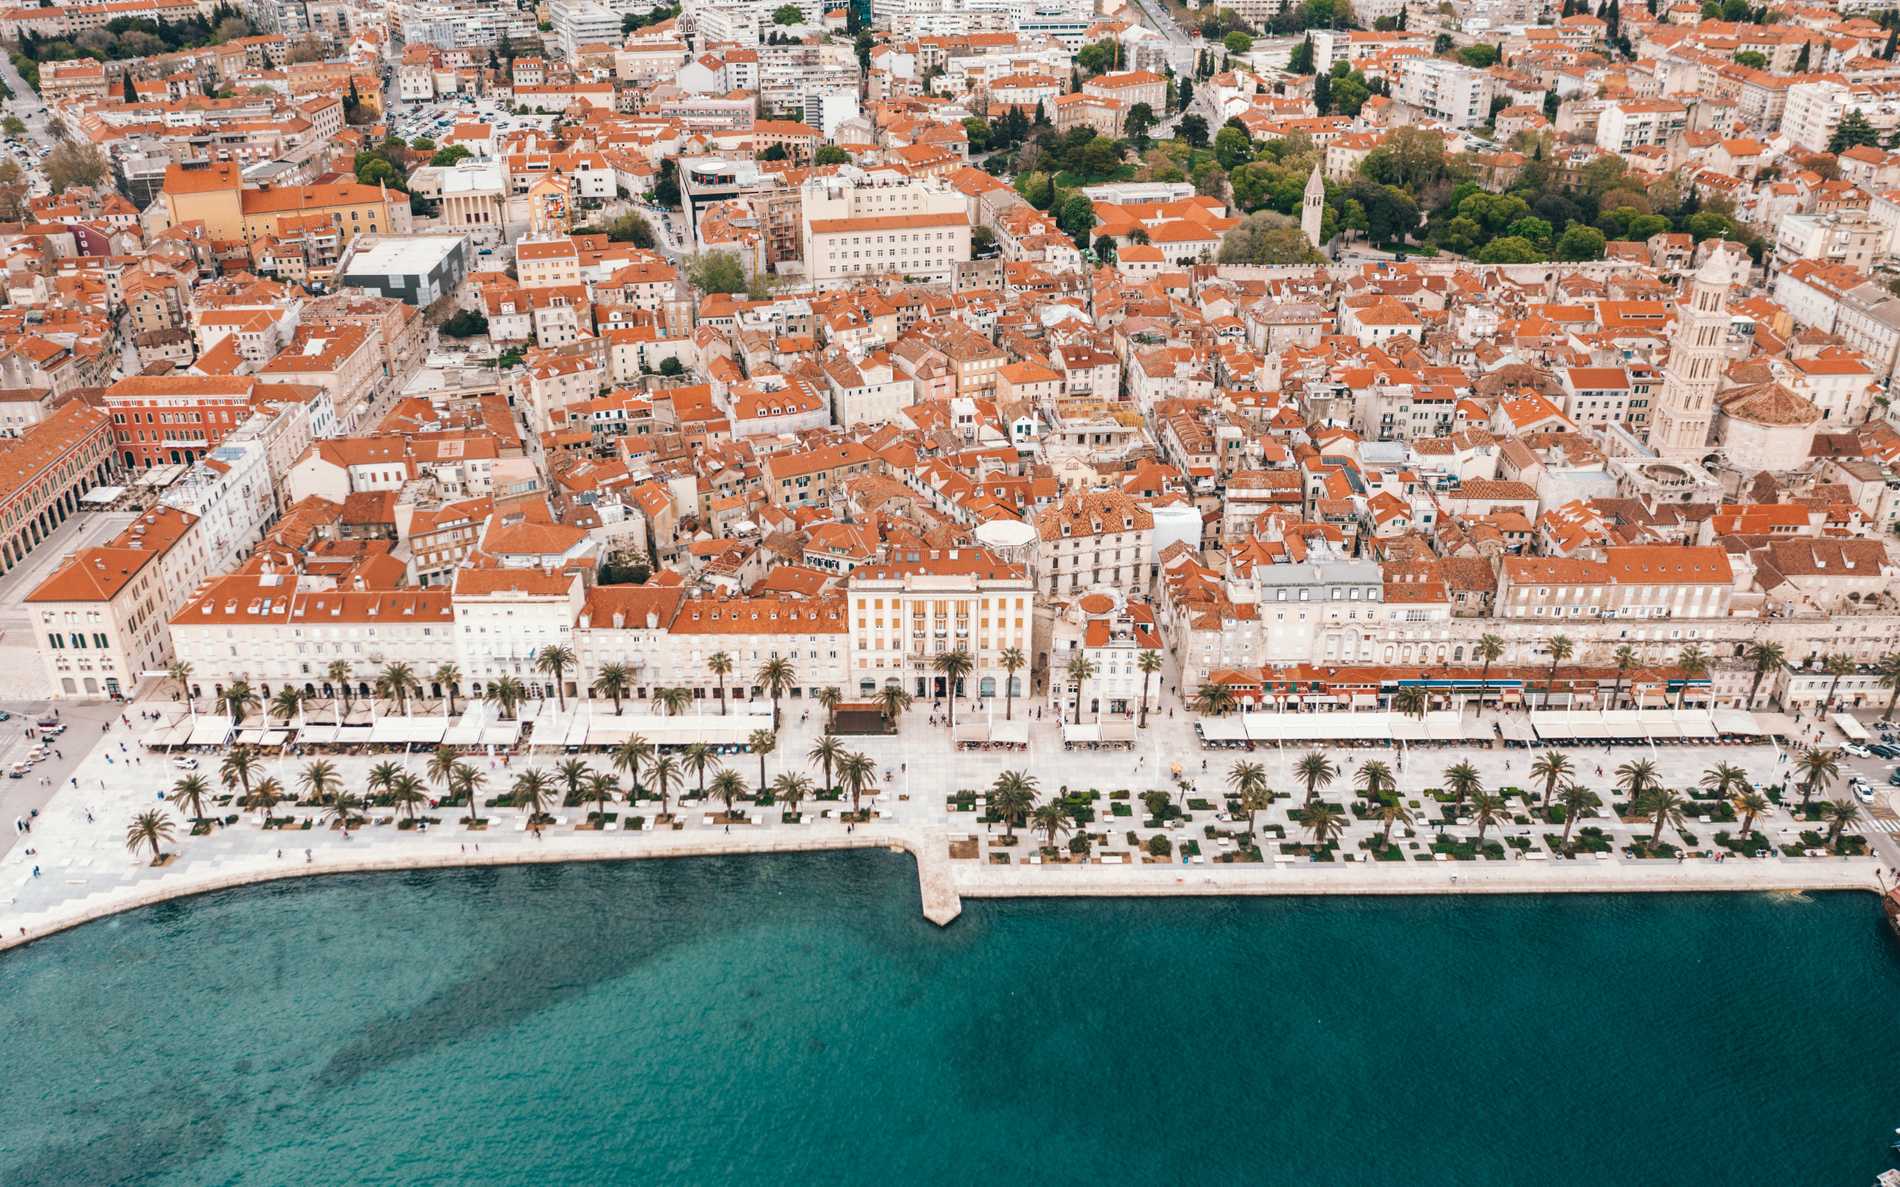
xmin=554 ymin=672 xmax=566 ymax=711
xmin=1542 ymin=776 xmax=1555 ymax=810
xmin=1381 ymin=818 xmax=1394 ymax=847
xmin=1547 ymin=659 xmax=1560 ymax=708
xmin=612 ymin=692 xmax=622 ymax=715
xmin=1741 ymin=810 xmax=1755 ymax=839
xmin=1610 ymin=674 xmax=1623 ymax=708
xmin=718 ymin=677 xmax=727 ymax=715
xmin=1652 ymin=816 xmax=1665 ymax=844
xmin=1139 ymin=674 xmax=1151 ymax=727
xmin=1005 ymin=678 xmax=1014 ymax=721
xmin=1478 ymin=658 xmax=1491 ymax=718
xmin=1887 ymin=684 xmax=1899 ymax=716
xmin=1561 ymin=815 xmax=1576 ymax=847
xmin=758 ymin=754 xmax=767 ymax=798
xmin=1749 ymin=668 xmax=1765 ymax=707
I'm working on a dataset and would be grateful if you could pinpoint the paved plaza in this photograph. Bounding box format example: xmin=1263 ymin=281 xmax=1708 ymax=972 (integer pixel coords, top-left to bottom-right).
xmin=0 ymin=684 xmax=1894 ymax=946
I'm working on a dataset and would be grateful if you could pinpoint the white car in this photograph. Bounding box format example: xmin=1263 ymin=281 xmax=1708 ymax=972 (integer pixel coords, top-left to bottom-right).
xmin=1855 ymin=783 xmax=1876 ymax=804
xmin=172 ymin=756 xmax=199 ymax=771
xmin=1845 ymin=743 xmax=1872 ymax=758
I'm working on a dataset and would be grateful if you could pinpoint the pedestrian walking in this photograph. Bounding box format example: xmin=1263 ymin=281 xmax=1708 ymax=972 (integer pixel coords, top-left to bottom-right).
xmin=305 ymin=849 xmax=312 ymax=862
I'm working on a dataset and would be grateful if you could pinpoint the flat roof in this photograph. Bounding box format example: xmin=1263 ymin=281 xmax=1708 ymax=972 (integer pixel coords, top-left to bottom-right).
xmin=343 ymin=236 xmax=465 ymax=277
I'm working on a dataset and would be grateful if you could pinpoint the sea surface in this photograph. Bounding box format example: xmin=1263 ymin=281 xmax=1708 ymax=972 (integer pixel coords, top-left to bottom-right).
xmin=1 ymin=851 xmax=1898 ymax=1186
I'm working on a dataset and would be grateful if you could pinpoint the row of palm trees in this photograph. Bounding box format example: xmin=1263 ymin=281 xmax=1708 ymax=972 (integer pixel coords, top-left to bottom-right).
xmin=1185 ymin=637 xmax=1900 ymax=717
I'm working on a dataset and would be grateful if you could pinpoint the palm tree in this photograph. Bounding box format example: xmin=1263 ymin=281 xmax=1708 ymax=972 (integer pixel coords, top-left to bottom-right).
xmin=875 ymin=685 xmax=913 ymax=729
xmin=1530 ymin=751 xmax=1573 ymax=812
xmin=837 ymin=750 xmax=877 ymax=815
xmin=989 ymin=770 xmax=1038 ymax=839
xmin=326 ymin=660 xmax=353 ymax=717
xmin=167 ymin=660 xmax=194 ymax=709
xmin=376 ymin=662 xmax=419 ymax=714
xmin=556 ymin=757 xmax=591 ymax=806
xmin=1615 ymin=758 xmax=1659 ymax=804
xmin=125 ymin=809 xmax=176 ymax=864
xmin=808 ymin=734 xmax=844 ymax=792
xmin=390 ymin=772 xmax=428 ymax=823
xmin=815 ymin=686 xmax=842 ymax=732
xmin=321 ymin=792 xmax=362 ymax=834
xmin=1877 ymin=652 xmax=1900 ymax=717
xmin=427 ymin=745 xmax=459 ymax=796
xmin=269 ymin=686 xmax=304 ymax=726
xmin=1556 ymin=785 xmax=1601 ymax=850
xmin=170 ymin=774 xmax=211 ymax=823
xmin=1822 ymin=652 xmax=1856 ymax=712
xmin=1295 ymin=751 xmax=1338 ymax=805
xmin=592 ymin=662 xmax=631 ymax=714
xmin=434 ymin=663 xmax=462 ymax=715
xmin=1390 ymin=684 xmax=1428 ymax=720
xmin=933 ymin=649 xmax=973 ymax=727
xmin=535 ymin=645 xmax=575 ymax=710
xmin=1228 ymin=760 xmax=1268 ymax=828
xmin=1469 ymin=792 xmax=1507 ymax=844
xmin=452 ymin=762 xmax=485 ymax=827
xmin=1136 ymin=649 xmax=1163 ymax=727
xmin=222 ymin=679 xmax=259 ymax=727
xmin=1031 ymin=801 xmax=1073 ymax=850
xmin=366 ymin=760 xmax=403 ymax=807
xmin=757 ymin=657 xmax=797 ymax=730
xmin=584 ymin=771 xmax=620 ymax=823
xmin=1700 ymin=762 xmax=1749 ymax=805
xmin=511 ymin=770 xmax=554 ymax=832
xmin=683 ymin=742 xmax=714 ymax=800
xmin=1001 ymin=646 xmax=1026 ymax=721
xmin=1443 ymin=760 xmax=1482 ymax=809
xmin=1732 ymin=790 xmax=1770 ymax=840
xmin=707 ymin=651 xmax=734 ymax=714
xmin=248 ymin=776 xmax=284 ymax=824
xmin=1357 ymin=759 xmax=1396 ymax=803
xmin=1796 ymin=747 xmax=1841 ymax=809
xmin=1822 ymin=799 xmax=1862 ymax=851
xmin=484 ymin=676 xmax=527 ymax=721
xmin=1376 ymin=796 xmax=1414 ymax=849
xmin=219 ymin=745 xmax=260 ymax=801
xmin=772 ymin=771 xmax=812 ymax=816
xmin=709 ymin=768 xmax=747 ymax=815
xmin=1640 ymin=787 xmax=1687 ymax=847
xmin=1609 ymin=645 xmax=1637 ymax=709
xmin=749 ymin=728 xmax=776 ymax=797
xmin=1194 ymin=682 xmax=1237 ymax=716
xmin=1302 ymin=803 xmax=1346 ymax=850
xmin=1474 ymin=633 xmax=1505 ymax=717
xmin=612 ymin=734 xmax=652 ymax=795
xmin=1745 ymin=641 xmax=1785 ymax=707
xmin=1543 ymin=635 xmax=1573 ymax=708
xmin=652 ymin=686 xmax=692 ymax=717
xmin=1065 ymin=653 xmax=1096 ymax=721
xmin=1674 ymin=644 xmax=1707 ymax=709
xmin=647 ymin=755 xmax=680 ymax=818
xmin=299 ymin=759 xmax=341 ymax=805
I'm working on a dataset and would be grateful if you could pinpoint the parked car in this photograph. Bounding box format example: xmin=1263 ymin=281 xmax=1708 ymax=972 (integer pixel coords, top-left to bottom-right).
xmin=1845 ymin=743 xmax=1873 ymax=758
xmin=172 ymin=757 xmax=199 ymax=771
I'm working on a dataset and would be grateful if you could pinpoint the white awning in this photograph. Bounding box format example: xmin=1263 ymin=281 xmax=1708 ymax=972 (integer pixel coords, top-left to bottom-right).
xmin=1197 ymin=716 xmax=1247 ymax=742
xmin=584 ymin=713 xmax=772 ymax=748
xmin=992 ymin=720 xmax=1029 ymax=746
xmin=444 ymin=706 xmax=487 ymax=746
xmin=1063 ymin=722 xmax=1101 ymax=743
xmin=263 ymin=729 xmax=290 ymax=746
xmin=954 ymin=722 xmax=987 ymax=744
xmin=186 ymin=717 xmax=234 ymax=747
xmin=295 ymin=724 xmax=338 ymax=745
xmin=1101 ymin=720 xmax=1136 ymax=742
xmin=1673 ymin=710 xmax=1717 ymax=738
xmin=1711 ymin=708 xmax=1767 ymax=737
xmin=1425 ymin=711 xmax=1464 ymax=741
xmin=235 ymin=728 xmax=270 ymax=746
xmin=369 ymin=717 xmax=448 ymax=745
xmin=481 ymin=723 xmax=521 ymax=747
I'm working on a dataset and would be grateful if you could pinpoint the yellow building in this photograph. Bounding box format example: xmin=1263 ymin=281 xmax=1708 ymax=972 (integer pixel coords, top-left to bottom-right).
xmin=157 ymin=163 xmax=412 ymax=244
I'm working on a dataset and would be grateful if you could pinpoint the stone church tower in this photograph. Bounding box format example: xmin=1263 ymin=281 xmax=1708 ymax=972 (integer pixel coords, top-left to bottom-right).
xmin=1301 ymin=163 xmax=1325 ymax=251
xmin=1647 ymin=249 xmax=1739 ymax=460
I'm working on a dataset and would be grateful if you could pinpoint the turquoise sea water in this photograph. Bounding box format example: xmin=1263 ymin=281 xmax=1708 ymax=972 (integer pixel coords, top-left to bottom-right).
xmin=2 ymin=852 xmax=1899 ymax=1186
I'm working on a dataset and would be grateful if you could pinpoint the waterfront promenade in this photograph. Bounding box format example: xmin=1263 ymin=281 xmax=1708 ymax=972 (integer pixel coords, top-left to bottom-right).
xmin=0 ymin=686 xmax=1888 ymax=948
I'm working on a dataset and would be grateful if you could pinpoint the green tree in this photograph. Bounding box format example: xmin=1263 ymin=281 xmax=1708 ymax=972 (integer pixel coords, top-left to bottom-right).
xmin=1458 ymin=43 xmax=1498 ymax=67
xmin=1123 ymin=101 xmax=1156 ymax=145
xmin=771 ymin=2 xmax=802 ymax=21
xmin=1443 ymin=761 xmax=1483 ymax=808
xmin=1733 ymin=49 xmax=1765 ymax=67
xmin=1217 ymin=211 xmax=1323 ymax=263
xmin=607 ymin=211 xmax=654 ymax=245
xmin=1295 ymin=751 xmax=1338 ymax=805
xmin=430 ymin=144 xmax=472 ymax=167
xmin=125 ymin=809 xmax=176 ymax=865
xmin=1213 ymin=124 xmax=1253 ymax=170
xmin=1829 ymin=109 xmax=1880 ymax=153
xmin=687 ymin=253 xmax=747 ymax=293
xmin=1554 ymin=223 xmax=1607 ymax=260
xmin=1289 ymin=34 xmax=1316 ymax=73
xmin=1013 ymin=169 xmax=1053 ymax=208
xmin=1057 ymin=191 xmax=1096 ymax=244
xmin=45 ymin=141 xmax=107 ymax=191
xmin=1178 ymin=113 xmax=1209 ymax=147
xmin=814 ymin=145 xmax=849 ymax=165
xmin=1224 ymin=31 xmax=1253 ymax=54
xmin=1476 ymin=235 xmax=1542 ymax=262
